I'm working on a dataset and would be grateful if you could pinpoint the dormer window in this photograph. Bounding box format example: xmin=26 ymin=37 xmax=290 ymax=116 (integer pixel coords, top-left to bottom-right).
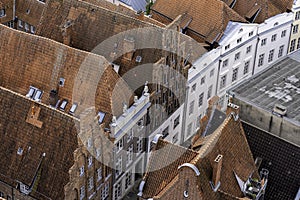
xmin=79 ymin=166 xmax=85 ymax=176
xmin=237 ymin=38 xmax=242 ymax=44
xmin=98 ymin=111 xmax=106 ymax=124
xmin=59 ymin=78 xmax=65 ymax=87
xmin=17 ymin=147 xmax=23 ymax=155
xmin=225 ymin=44 xmax=230 ymax=50
xmin=0 ymin=9 xmax=5 ymax=18
xmin=69 ymin=103 xmax=77 ymax=114
xmin=59 ymin=99 xmax=68 ymax=111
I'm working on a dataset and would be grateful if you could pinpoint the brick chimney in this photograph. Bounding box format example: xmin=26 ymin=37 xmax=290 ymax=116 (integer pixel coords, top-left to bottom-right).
xmin=211 ymin=154 xmax=223 ymax=191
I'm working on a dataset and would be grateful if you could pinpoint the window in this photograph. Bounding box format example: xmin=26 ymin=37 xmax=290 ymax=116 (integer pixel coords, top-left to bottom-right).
xmin=210 ymin=69 xmax=214 ymax=77
xmin=191 ymin=83 xmax=196 ymax=92
xmin=189 ymin=101 xmax=194 ymax=115
xmin=268 ymin=49 xmax=274 ymax=63
xmin=137 ymin=118 xmax=144 ymax=129
xmin=174 ymin=115 xmax=180 ymax=129
xmin=201 ymin=76 xmax=205 ymax=85
xmin=296 ymin=11 xmax=300 ymax=20
xmin=172 ymin=133 xmax=179 ymax=143
xmin=127 ymin=129 xmax=133 ymax=142
xmin=18 ymin=20 xmax=23 ymax=28
xmin=80 ymin=186 xmax=85 ymax=200
xmin=59 ymin=99 xmax=68 ymax=110
xmin=234 ymin=52 xmax=240 ymax=61
xmin=246 ymin=45 xmax=252 ymax=54
xmin=225 ymin=44 xmax=230 ymax=50
xmin=297 ymin=38 xmax=300 ymax=49
xmin=278 ymin=45 xmax=284 ymax=58
xmin=0 ymin=9 xmax=5 ymax=17
xmin=17 ymin=147 xmax=23 ymax=155
xmin=126 ymin=144 xmax=133 ymax=166
xmin=88 ymin=177 xmax=94 ymax=190
xmin=258 ymin=54 xmax=264 ymax=67
xmin=115 ymin=157 xmax=122 ymax=177
xmin=25 ymin=23 xmax=29 ymax=32
xmin=87 ymin=138 xmax=92 ymax=148
xmin=38 ymin=0 xmax=46 ymax=2
xmin=290 ymin=39 xmax=296 ymax=52
xmin=271 ymin=34 xmax=277 ymax=42
xmin=97 ymin=167 xmax=102 ymax=181
xmin=237 ymin=38 xmax=242 ymax=44
xmin=96 ymin=148 xmax=101 ymax=158
xmin=222 ymin=59 xmax=228 ymax=68
xmin=80 ymin=166 xmax=84 ymax=176
xmin=198 ymin=93 xmax=204 ymax=107
xmin=125 ymin=172 xmax=132 ymax=190
xmin=162 ymin=126 xmax=169 ymax=139
xmin=88 ymin=156 xmax=93 ymax=168
xmin=137 ymin=137 xmax=143 ymax=153
xmin=187 ymin=123 xmax=192 ymax=136
xmin=69 ymin=103 xmax=77 ymax=114
xmin=232 ymin=68 xmax=238 ymax=82
xmin=220 ymin=75 xmax=227 ymax=89
xmin=0 ymin=191 xmax=4 ymax=197
xmin=293 ymin=25 xmax=299 ymax=34
xmin=114 ymin=182 xmax=122 ymax=200
xmin=281 ymin=30 xmax=286 ymax=37
xmin=116 ymin=139 xmax=123 ymax=153
xmin=261 ymin=38 xmax=267 ymax=46
xmin=30 ymin=26 xmax=36 ymax=34
xmin=244 ymin=61 xmax=250 ymax=75
xmin=207 ymin=85 xmax=213 ymax=99
xmin=101 ymin=183 xmax=109 ymax=200
xmin=249 ymin=31 xmax=254 ymax=37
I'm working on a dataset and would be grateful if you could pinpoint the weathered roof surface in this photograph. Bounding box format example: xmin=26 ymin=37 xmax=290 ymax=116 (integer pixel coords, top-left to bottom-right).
xmin=151 ymin=0 xmax=247 ymax=44
xmin=142 ymin=140 xmax=198 ymax=198
xmin=142 ymin=111 xmax=258 ymax=199
xmin=0 ymin=87 xmax=78 ymax=200
xmin=243 ymin=121 xmax=300 ymax=200
xmin=222 ymin=0 xmax=293 ymax=23
xmin=230 ymin=50 xmax=300 ymax=125
xmin=0 ymin=24 xmax=133 ymax=121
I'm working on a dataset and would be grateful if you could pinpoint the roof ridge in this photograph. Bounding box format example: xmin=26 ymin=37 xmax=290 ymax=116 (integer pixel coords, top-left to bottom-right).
xmin=190 ymin=115 xmax=233 ymax=165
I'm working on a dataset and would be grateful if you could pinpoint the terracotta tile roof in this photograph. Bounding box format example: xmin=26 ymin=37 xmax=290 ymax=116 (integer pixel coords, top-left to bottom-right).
xmin=222 ymin=0 xmax=293 ymax=23
xmin=0 ymin=87 xmax=78 ymax=200
xmin=141 ymin=111 xmax=258 ymax=199
xmin=142 ymin=140 xmax=198 ymax=198
xmin=0 ymin=24 xmax=133 ymax=122
xmin=243 ymin=121 xmax=300 ymax=200
xmin=151 ymin=0 xmax=247 ymax=44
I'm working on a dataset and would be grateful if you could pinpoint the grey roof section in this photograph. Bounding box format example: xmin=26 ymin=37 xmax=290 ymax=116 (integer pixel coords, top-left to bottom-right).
xmin=203 ymin=108 xmax=226 ymax=136
xmin=120 ymin=0 xmax=147 ymax=11
xmin=243 ymin=121 xmax=300 ymax=200
xmin=230 ymin=50 xmax=300 ymax=124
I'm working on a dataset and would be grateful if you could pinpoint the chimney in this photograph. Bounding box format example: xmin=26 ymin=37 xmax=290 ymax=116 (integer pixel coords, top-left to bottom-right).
xmin=26 ymin=104 xmax=43 ymax=128
xmin=123 ymin=37 xmax=135 ymax=60
xmin=226 ymin=97 xmax=240 ymax=117
xmin=211 ymin=154 xmax=223 ymax=191
xmin=49 ymin=89 xmax=58 ymax=107
xmin=61 ymin=20 xmax=73 ymax=46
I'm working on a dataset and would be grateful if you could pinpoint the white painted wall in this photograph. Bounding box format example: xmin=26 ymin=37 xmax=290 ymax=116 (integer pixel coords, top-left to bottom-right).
xmin=289 ymin=0 xmax=300 ymax=53
xmin=254 ymin=12 xmax=293 ymax=75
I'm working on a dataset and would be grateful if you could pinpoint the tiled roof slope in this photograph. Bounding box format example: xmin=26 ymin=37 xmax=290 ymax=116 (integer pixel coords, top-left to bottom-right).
xmin=142 ymin=140 xmax=198 ymax=198
xmin=0 ymin=87 xmax=78 ymax=200
xmin=222 ymin=0 xmax=293 ymax=23
xmin=0 ymin=24 xmax=133 ymax=121
xmin=80 ymin=0 xmax=165 ymax=26
xmin=36 ymin=0 xmax=161 ymax=52
xmin=141 ymin=111 xmax=258 ymax=199
xmin=243 ymin=121 xmax=300 ymax=200
xmin=151 ymin=0 xmax=247 ymax=44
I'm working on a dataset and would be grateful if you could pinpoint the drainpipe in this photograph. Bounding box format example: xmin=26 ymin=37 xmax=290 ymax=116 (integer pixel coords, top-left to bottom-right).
xmin=252 ymin=35 xmax=260 ymax=76
xmin=180 ymin=84 xmax=189 ymax=145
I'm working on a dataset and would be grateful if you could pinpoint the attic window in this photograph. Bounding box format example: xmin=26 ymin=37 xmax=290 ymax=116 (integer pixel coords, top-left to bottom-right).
xmin=30 ymin=26 xmax=35 ymax=34
xmin=59 ymin=78 xmax=65 ymax=87
xmin=98 ymin=111 xmax=106 ymax=124
xmin=26 ymin=86 xmax=36 ymax=98
xmin=33 ymin=90 xmax=43 ymax=101
xmin=238 ymin=28 xmax=243 ymax=33
xmin=136 ymin=56 xmax=142 ymax=63
xmin=26 ymin=9 xmax=30 ymax=14
xmin=0 ymin=9 xmax=5 ymax=18
xmin=69 ymin=103 xmax=77 ymax=114
xmin=274 ymin=22 xmax=279 ymax=26
xmin=38 ymin=0 xmax=46 ymax=3
xmin=225 ymin=44 xmax=230 ymax=50
xmin=59 ymin=99 xmax=68 ymax=111
xmin=17 ymin=147 xmax=23 ymax=155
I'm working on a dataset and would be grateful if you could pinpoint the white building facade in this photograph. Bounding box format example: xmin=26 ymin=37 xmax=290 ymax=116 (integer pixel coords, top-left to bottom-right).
xmin=181 ymin=12 xmax=294 ymax=143
xmin=288 ymin=0 xmax=300 ymax=53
